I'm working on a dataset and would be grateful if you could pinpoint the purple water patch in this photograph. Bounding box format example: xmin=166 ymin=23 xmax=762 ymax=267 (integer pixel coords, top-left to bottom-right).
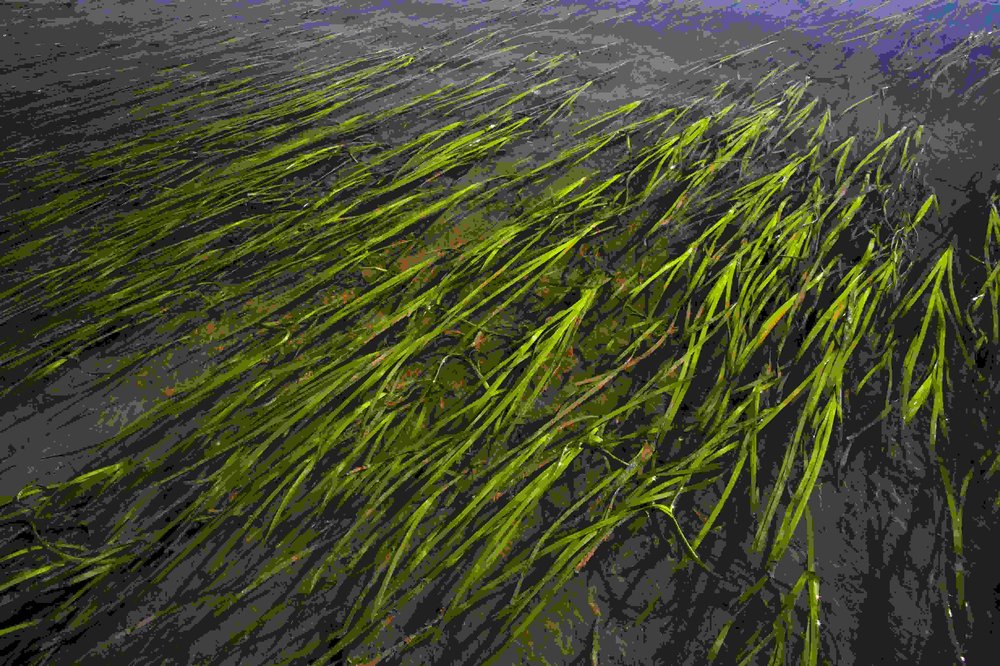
xmin=301 ymin=20 xmax=334 ymax=30
xmin=634 ymin=1 xmax=993 ymax=95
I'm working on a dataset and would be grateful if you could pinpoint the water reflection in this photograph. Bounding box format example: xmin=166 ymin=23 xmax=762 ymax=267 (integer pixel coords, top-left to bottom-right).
xmin=60 ymin=0 xmax=998 ymax=89
xmin=327 ymin=1 xmax=997 ymax=91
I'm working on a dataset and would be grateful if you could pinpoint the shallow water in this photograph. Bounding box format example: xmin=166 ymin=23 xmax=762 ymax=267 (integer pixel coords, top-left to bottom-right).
xmin=339 ymin=0 xmax=998 ymax=82
xmin=2 ymin=2 xmax=997 ymax=665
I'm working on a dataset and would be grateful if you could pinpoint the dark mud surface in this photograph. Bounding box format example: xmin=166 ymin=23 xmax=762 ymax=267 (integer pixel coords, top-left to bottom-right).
xmin=2 ymin=1 xmax=998 ymax=664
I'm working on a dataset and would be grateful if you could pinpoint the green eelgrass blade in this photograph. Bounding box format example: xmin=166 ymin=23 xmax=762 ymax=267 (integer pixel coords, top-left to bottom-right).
xmin=768 ymin=398 xmax=837 ymax=567
xmin=0 ymin=564 xmax=59 ymax=596
xmin=646 ymin=503 xmax=711 ymax=572
xmin=709 ymin=618 xmax=735 ymax=662
xmin=0 ymin=620 xmax=42 ymax=639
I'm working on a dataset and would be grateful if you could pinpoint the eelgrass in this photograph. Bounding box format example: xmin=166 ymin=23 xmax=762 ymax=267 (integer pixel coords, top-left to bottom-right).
xmin=1 ymin=11 xmax=998 ymax=666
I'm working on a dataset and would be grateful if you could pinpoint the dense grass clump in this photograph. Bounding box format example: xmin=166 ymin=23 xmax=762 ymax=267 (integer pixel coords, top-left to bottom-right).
xmin=1 ymin=8 xmax=998 ymax=666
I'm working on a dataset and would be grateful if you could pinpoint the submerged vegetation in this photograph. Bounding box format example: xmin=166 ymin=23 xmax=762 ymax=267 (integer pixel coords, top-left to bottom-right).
xmin=1 ymin=5 xmax=998 ymax=665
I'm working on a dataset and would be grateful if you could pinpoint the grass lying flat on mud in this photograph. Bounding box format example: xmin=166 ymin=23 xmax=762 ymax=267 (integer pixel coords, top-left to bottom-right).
xmin=1 ymin=8 xmax=999 ymax=666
